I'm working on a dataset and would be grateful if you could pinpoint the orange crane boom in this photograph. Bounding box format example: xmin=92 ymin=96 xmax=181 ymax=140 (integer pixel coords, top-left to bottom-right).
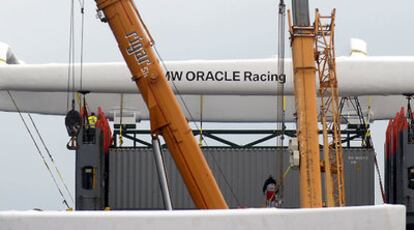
xmin=288 ymin=1 xmax=323 ymax=208
xmin=95 ymin=0 xmax=228 ymax=209
xmin=288 ymin=1 xmax=345 ymax=208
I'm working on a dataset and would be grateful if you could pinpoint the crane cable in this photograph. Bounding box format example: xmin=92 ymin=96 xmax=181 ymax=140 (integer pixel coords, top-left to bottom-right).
xmin=275 ymin=165 xmax=291 ymax=191
xmin=199 ymin=95 xmax=203 ymax=146
xmin=132 ymin=7 xmax=239 ymax=205
xmin=66 ymin=0 xmax=76 ymax=112
xmin=67 ymin=0 xmax=86 ymax=111
xmin=7 ymin=91 xmax=72 ymax=209
xmin=366 ymin=96 xmax=386 ymax=203
xmin=78 ymin=0 xmax=88 ymax=114
xmin=276 ymin=0 xmax=286 ymax=202
xmin=27 ymin=113 xmax=75 ymax=204
xmin=119 ymin=93 xmax=124 ymax=146
xmin=153 ymin=47 xmax=241 ymax=206
xmin=79 ymin=0 xmax=85 ymax=92
xmin=77 ymin=0 xmax=86 ymax=113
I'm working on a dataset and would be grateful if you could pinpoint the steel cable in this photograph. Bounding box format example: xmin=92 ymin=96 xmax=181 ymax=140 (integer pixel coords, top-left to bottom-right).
xmin=66 ymin=0 xmax=75 ymax=111
xmin=7 ymin=90 xmax=71 ymax=209
xmin=153 ymin=46 xmax=241 ymax=206
xmin=27 ymin=113 xmax=75 ymax=204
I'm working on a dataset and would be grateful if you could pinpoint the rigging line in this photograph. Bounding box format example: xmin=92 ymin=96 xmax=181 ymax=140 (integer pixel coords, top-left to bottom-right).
xmin=67 ymin=0 xmax=76 ymax=111
xmin=153 ymin=47 xmax=241 ymax=205
xmin=275 ymin=165 xmax=291 ymax=191
xmin=199 ymin=95 xmax=203 ymax=146
xmin=79 ymin=0 xmax=85 ymax=91
xmin=6 ymin=91 xmax=71 ymax=209
xmin=119 ymin=93 xmax=124 ymax=146
xmin=70 ymin=0 xmax=77 ymax=107
xmin=200 ymin=135 xmax=241 ymax=206
xmin=66 ymin=0 xmax=75 ymax=111
xmin=203 ymin=138 xmax=242 ymax=206
xmin=71 ymin=15 xmax=76 ymax=105
xmin=153 ymin=47 xmax=199 ymax=130
xmin=276 ymin=0 xmax=286 ymax=201
xmin=365 ymin=96 xmax=386 ymax=202
xmin=27 ymin=113 xmax=75 ymax=204
xmin=374 ymin=151 xmax=386 ymax=203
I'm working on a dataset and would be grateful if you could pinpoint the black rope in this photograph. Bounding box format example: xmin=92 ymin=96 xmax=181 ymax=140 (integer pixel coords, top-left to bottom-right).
xmin=153 ymin=47 xmax=241 ymax=206
xmin=373 ymin=151 xmax=386 ymax=203
xmin=202 ymin=139 xmax=242 ymax=206
xmin=7 ymin=91 xmax=71 ymax=209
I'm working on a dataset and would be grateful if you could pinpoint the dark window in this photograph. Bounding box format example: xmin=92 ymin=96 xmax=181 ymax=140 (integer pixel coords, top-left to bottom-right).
xmin=82 ymin=166 xmax=95 ymax=190
xmin=408 ymin=166 xmax=414 ymax=190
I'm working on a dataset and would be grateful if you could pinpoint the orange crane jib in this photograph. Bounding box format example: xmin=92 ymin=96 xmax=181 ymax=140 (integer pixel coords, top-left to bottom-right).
xmin=95 ymin=0 xmax=228 ymax=209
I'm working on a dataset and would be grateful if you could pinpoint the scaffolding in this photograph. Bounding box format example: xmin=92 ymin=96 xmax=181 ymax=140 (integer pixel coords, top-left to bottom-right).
xmin=339 ymin=96 xmax=372 ymax=148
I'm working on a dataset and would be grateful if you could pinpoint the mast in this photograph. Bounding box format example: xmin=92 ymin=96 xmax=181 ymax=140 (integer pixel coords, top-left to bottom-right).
xmin=288 ymin=0 xmax=323 ymax=208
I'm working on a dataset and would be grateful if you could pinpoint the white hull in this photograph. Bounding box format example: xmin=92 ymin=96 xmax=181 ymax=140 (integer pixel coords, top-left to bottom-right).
xmin=0 ymin=205 xmax=405 ymax=230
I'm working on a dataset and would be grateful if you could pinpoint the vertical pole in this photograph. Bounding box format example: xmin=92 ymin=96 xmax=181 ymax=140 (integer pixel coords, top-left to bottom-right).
xmin=277 ymin=0 xmax=286 ymax=203
xmin=152 ymin=136 xmax=173 ymax=210
xmin=199 ymin=95 xmax=204 ymax=147
xmin=292 ymin=0 xmax=310 ymax=26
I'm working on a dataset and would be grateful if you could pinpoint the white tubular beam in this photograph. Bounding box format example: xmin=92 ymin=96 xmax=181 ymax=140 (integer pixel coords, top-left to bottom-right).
xmin=1 ymin=57 xmax=414 ymax=96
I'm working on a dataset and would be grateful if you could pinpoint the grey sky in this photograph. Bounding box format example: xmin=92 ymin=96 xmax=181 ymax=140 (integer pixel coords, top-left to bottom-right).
xmin=0 ymin=0 xmax=412 ymax=210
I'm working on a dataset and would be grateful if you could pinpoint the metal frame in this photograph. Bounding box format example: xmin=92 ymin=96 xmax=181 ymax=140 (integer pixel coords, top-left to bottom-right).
xmin=339 ymin=96 xmax=372 ymax=147
xmin=314 ymin=9 xmax=345 ymax=207
xmin=404 ymin=94 xmax=414 ymax=143
xmin=112 ymin=128 xmax=369 ymax=149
